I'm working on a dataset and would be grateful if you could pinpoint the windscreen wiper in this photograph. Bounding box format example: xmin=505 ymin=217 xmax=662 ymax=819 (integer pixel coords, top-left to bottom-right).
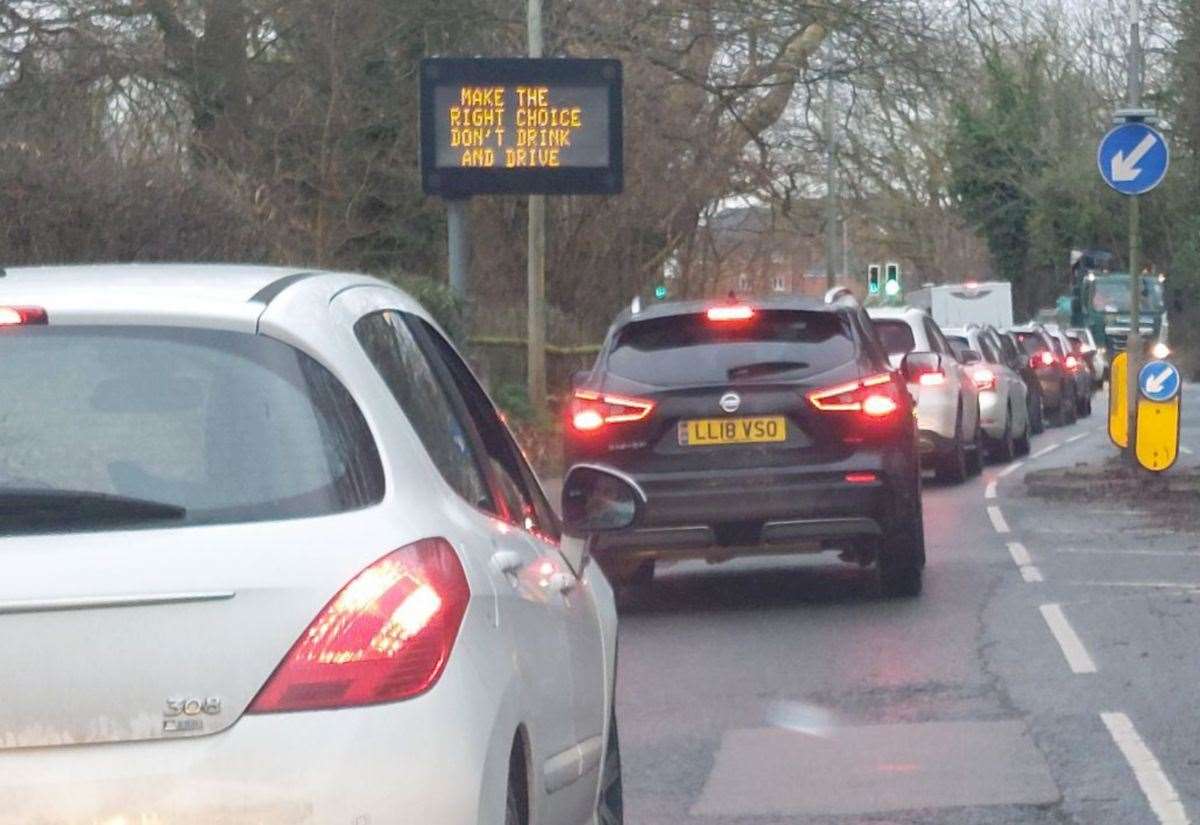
xmin=727 ymin=360 xmax=809 ymax=380
xmin=0 ymin=488 xmax=186 ymax=531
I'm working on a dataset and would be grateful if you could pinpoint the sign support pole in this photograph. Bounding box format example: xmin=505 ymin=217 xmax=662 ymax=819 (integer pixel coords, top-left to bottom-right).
xmin=446 ymin=197 xmax=470 ymax=300
xmin=1124 ymin=0 xmax=1144 ymax=467
xmin=824 ymin=52 xmax=838 ymax=291
xmin=527 ymin=0 xmax=547 ymax=413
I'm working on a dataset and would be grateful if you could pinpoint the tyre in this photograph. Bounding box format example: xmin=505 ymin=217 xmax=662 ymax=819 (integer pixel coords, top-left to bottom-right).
xmin=935 ymin=408 xmax=969 ymax=483
xmin=1014 ymin=408 xmax=1032 ymax=456
xmin=1063 ymin=387 xmax=1078 ymax=425
xmin=967 ymin=419 xmax=985 ymax=476
xmin=1030 ymin=389 xmax=1046 ymax=434
xmin=878 ymin=486 xmax=925 ymax=598
xmin=993 ymin=409 xmax=1016 ymax=463
xmin=596 ymin=712 xmax=624 ymax=825
xmin=505 ymin=743 xmax=529 ymax=825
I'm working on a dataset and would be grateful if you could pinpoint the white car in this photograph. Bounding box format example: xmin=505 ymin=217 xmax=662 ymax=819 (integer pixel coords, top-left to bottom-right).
xmin=867 ymin=306 xmax=983 ymax=482
xmin=0 ymin=264 xmax=631 ymax=825
xmin=943 ymin=326 xmax=1032 ymax=462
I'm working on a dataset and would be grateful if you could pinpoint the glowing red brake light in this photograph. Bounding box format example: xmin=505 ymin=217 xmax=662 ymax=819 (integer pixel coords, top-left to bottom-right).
xmin=918 ymin=372 xmax=946 ymax=387
xmin=1064 ymin=355 xmax=1079 ymax=370
xmin=248 ymin=538 xmax=469 ymax=713
xmin=809 ymin=373 xmax=898 ymax=418
xmin=0 ymin=306 xmax=48 ymax=326
xmin=1032 ymin=351 xmax=1055 ymax=368
xmin=707 ymin=305 xmax=755 ymax=322
xmin=569 ymin=390 xmax=655 ymax=433
xmin=971 ymin=367 xmax=997 ymax=390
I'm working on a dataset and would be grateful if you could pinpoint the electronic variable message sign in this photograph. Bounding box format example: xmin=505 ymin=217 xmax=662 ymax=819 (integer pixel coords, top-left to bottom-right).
xmin=420 ymin=58 xmax=623 ymax=197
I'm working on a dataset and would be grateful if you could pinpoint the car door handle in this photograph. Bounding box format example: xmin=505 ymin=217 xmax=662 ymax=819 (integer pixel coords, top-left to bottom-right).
xmin=491 ymin=550 xmax=524 ymax=577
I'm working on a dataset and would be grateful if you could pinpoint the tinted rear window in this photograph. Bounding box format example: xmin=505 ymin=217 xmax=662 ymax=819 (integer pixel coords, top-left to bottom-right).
xmin=0 ymin=327 xmax=384 ymax=534
xmin=1013 ymin=332 xmax=1047 ymax=356
xmin=946 ymin=335 xmax=971 ymax=358
xmin=606 ymin=310 xmax=855 ymax=386
xmin=873 ymin=320 xmax=917 ymax=356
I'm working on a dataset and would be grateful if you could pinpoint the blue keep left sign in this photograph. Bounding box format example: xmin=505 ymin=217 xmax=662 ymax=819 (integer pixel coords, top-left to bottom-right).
xmin=1098 ymin=123 xmax=1169 ymax=195
xmin=1138 ymin=360 xmax=1181 ymax=402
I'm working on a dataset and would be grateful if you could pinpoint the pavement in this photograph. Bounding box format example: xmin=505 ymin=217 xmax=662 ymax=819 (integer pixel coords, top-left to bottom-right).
xmin=605 ymin=383 xmax=1200 ymax=824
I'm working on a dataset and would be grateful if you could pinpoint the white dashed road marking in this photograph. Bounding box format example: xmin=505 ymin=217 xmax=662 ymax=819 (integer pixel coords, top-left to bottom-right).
xmin=1101 ymin=712 xmax=1192 ymax=825
xmin=1006 ymin=542 xmax=1043 ymax=582
xmin=1039 ymin=603 xmax=1097 ymax=674
xmin=985 ymin=480 xmax=998 ymax=499
xmin=1030 ymin=442 xmax=1062 ymax=459
xmin=986 ymin=506 xmax=1010 ymax=534
xmin=996 ymin=461 xmax=1024 ymax=478
xmin=1182 ymin=446 xmax=1195 ymax=456
xmin=1065 ymin=432 xmax=1089 ymax=444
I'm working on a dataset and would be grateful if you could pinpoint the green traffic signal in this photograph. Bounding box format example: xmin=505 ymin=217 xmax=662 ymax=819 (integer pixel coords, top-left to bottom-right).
xmin=884 ymin=262 xmax=901 ymax=298
xmin=654 ymin=284 xmax=667 ymax=300
xmin=867 ymin=265 xmax=881 ymax=295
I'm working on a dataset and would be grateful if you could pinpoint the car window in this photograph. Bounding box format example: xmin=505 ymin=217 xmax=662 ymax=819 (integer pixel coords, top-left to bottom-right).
xmin=607 ymin=310 xmax=857 ymax=386
xmin=997 ymin=334 xmax=1020 ymax=363
xmin=872 ymin=319 xmax=917 ymax=356
xmin=976 ymin=334 xmax=1000 ymax=363
xmin=1013 ymin=331 xmax=1047 ymax=357
xmin=924 ymin=319 xmax=951 ymax=355
xmin=1 ymin=326 xmax=384 ymax=535
xmin=946 ymin=335 xmax=971 ymax=359
xmin=354 ymin=311 xmax=494 ymax=513
xmin=1048 ymin=336 xmax=1065 ymax=356
xmin=408 ymin=317 xmax=561 ymax=542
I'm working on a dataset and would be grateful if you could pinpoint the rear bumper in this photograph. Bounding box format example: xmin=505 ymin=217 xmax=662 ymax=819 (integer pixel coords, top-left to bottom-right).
xmin=0 ymin=672 xmax=499 ymax=824
xmin=595 ymin=449 xmax=917 ymax=558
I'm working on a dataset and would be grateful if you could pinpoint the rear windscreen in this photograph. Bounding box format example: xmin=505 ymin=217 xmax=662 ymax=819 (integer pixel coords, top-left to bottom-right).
xmin=946 ymin=335 xmax=971 ymax=358
xmin=1013 ymin=332 xmax=1047 ymax=356
xmin=606 ymin=310 xmax=856 ymax=386
xmin=0 ymin=326 xmax=384 ymax=534
xmin=872 ymin=320 xmax=917 ymax=356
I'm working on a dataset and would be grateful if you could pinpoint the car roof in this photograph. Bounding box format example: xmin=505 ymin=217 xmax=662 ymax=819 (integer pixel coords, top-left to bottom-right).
xmin=866 ymin=306 xmax=926 ymax=322
xmin=0 ymin=263 xmax=395 ymax=332
xmin=610 ymin=294 xmax=837 ymax=327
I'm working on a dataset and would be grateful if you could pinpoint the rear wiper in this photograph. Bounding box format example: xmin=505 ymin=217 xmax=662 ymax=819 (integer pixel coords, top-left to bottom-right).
xmin=727 ymin=360 xmax=809 ymax=379
xmin=0 ymin=488 xmax=186 ymax=530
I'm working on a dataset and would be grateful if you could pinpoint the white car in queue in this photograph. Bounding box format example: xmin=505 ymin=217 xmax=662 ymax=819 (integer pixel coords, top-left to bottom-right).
xmin=867 ymin=306 xmax=983 ymax=483
xmin=0 ymin=264 xmax=635 ymax=825
xmin=942 ymin=325 xmax=1032 ymax=462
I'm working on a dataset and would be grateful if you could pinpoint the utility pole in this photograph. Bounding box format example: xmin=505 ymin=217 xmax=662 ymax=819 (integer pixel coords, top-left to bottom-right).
xmin=1125 ymin=0 xmax=1143 ymax=465
xmin=446 ymin=199 xmax=469 ymax=299
xmin=527 ymin=0 xmax=547 ymax=412
xmin=824 ymin=53 xmax=838 ymax=290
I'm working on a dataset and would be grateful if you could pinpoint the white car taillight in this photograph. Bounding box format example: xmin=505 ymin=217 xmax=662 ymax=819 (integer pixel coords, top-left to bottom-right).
xmin=248 ymin=538 xmax=469 ymax=713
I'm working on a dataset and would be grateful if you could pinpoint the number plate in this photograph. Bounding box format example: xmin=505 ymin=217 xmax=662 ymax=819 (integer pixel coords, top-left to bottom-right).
xmin=679 ymin=416 xmax=787 ymax=446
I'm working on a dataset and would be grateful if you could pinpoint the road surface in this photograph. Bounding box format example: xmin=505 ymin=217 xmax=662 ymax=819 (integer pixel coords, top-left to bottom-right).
xmin=614 ymin=385 xmax=1200 ymax=824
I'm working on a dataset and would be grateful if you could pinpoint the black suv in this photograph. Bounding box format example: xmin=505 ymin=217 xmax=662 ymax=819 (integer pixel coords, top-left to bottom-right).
xmin=565 ymin=296 xmax=926 ymax=597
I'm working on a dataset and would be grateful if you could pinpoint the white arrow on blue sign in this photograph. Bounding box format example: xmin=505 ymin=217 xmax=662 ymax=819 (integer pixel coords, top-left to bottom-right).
xmin=1137 ymin=360 xmax=1181 ymax=402
xmin=1098 ymin=123 xmax=1169 ymax=195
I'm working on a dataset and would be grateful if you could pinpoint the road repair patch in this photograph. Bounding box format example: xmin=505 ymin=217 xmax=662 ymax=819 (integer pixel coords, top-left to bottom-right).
xmin=691 ymin=719 xmax=1059 ymax=817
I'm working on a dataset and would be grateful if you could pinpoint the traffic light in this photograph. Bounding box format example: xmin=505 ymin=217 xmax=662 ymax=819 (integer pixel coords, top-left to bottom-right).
xmin=868 ymin=264 xmax=881 ymax=295
xmin=884 ymin=262 xmax=901 ymax=297
xmin=654 ymin=284 xmax=668 ymax=300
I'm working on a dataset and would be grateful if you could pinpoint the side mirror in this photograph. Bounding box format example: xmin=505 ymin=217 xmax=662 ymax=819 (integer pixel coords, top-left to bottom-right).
xmin=559 ymin=464 xmax=646 ymax=577
xmin=561 ymin=464 xmax=645 ymax=536
xmin=901 ymin=351 xmax=942 ymax=382
xmin=960 ymin=350 xmax=983 ymax=365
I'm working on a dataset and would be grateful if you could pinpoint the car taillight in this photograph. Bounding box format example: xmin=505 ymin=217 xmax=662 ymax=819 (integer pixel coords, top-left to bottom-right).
xmin=918 ymin=372 xmax=946 ymax=387
xmin=569 ymin=390 xmax=655 ymax=432
xmin=248 ymin=538 xmax=469 ymax=713
xmin=1064 ymin=355 xmax=1079 ymax=370
xmin=707 ymin=305 xmax=755 ymax=322
xmin=809 ymin=373 xmax=899 ymax=418
xmin=971 ymin=367 xmax=997 ymax=390
xmin=1031 ymin=351 xmax=1054 ymax=369
xmin=0 ymin=306 xmax=48 ymax=326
